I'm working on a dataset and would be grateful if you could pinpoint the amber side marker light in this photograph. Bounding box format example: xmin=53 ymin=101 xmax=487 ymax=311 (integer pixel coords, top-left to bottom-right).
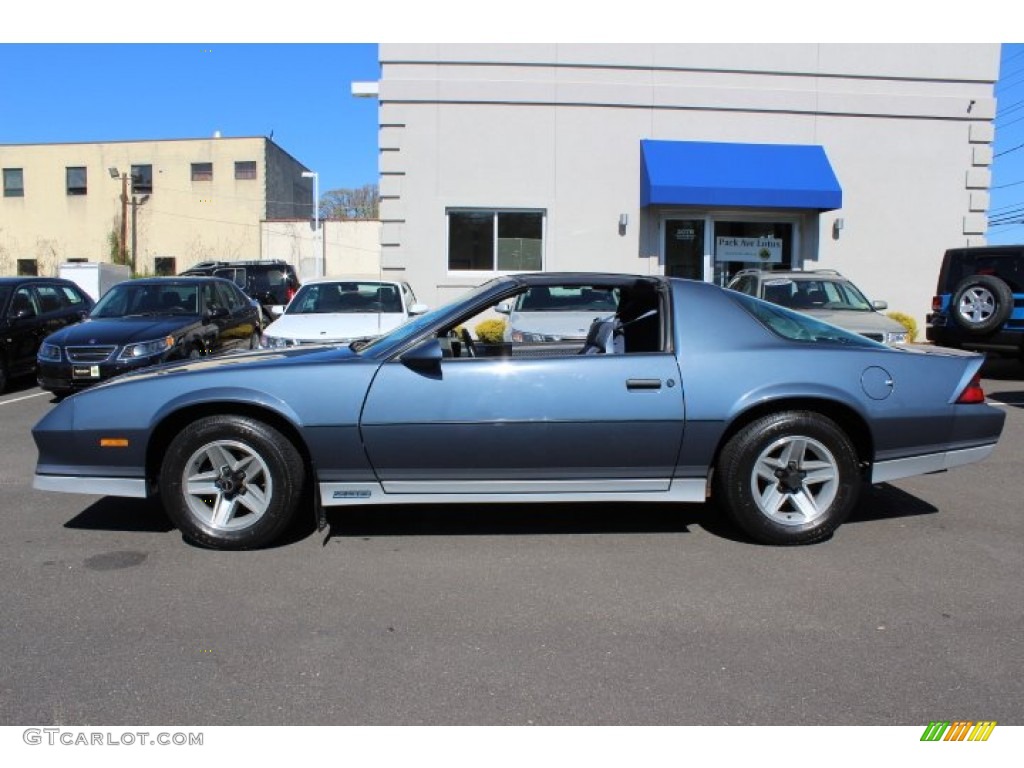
xmin=956 ymin=373 xmax=986 ymax=405
xmin=100 ymin=438 xmax=130 ymax=448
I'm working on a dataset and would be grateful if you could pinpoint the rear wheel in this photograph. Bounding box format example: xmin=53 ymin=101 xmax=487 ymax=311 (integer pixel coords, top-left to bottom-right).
xmin=159 ymin=415 xmax=305 ymax=550
xmin=714 ymin=411 xmax=861 ymax=545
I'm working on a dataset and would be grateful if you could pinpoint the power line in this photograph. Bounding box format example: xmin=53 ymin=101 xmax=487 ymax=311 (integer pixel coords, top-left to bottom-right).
xmin=994 ymin=141 xmax=1024 ymax=158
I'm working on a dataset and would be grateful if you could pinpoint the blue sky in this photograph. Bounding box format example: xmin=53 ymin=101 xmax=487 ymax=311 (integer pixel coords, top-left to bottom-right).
xmin=0 ymin=44 xmax=381 ymax=194
xmin=3 ymin=41 xmax=1022 ymax=244
xmin=989 ymin=42 xmax=1024 ymax=244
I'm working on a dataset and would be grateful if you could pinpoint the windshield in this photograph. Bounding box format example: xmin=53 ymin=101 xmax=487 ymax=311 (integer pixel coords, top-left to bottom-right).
xmin=731 ymin=291 xmax=883 ymax=347
xmin=514 ymin=285 xmax=619 ymax=312
xmin=355 ymin=279 xmax=505 ymax=354
xmin=287 ymin=281 xmax=404 ymax=315
xmin=760 ymin=277 xmax=873 ymax=311
xmin=92 ymin=283 xmax=199 ymax=318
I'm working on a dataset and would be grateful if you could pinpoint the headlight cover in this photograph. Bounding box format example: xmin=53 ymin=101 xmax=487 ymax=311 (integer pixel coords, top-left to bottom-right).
xmin=260 ymin=335 xmax=299 ymax=349
xmin=886 ymin=331 xmax=909 ymax=345
xmin=38 ymin=342 xmax=62 ymax=362
xmin=119 ymin=336 xmax=175 ymax=360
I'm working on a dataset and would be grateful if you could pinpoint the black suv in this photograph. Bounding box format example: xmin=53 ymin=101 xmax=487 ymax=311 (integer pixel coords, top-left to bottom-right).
xmin=180 ymin=260 xmax=300 ymax=320
xmin=1 ymin=277 xmax=93 ymax=393
xmin=926 ymin=246 xmax=1024 ymax=358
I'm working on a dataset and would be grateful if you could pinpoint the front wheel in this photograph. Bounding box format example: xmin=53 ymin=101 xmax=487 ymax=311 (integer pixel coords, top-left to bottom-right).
xmin=714 ymin=411 xmax=861 ymax=545
xmin=159 ymin=415 xmax=305 ymax=549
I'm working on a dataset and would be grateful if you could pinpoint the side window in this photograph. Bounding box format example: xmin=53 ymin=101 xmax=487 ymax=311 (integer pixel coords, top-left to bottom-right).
xmin=60 ymin=285 xmax=88 ymax=307
xmin=402 ymin=283 xmax=417 ymax=307
xmin=201 ymin=283 xmax=220 ymax=312
xmin=213 ymin=268 xmax=247 ymax=290
xmin=35 ymin=285 xmax=66 ymax=314
xmin=437 ymin=281 xmax=663 ymax=360
xmin=10 ymin=287 xmax=39 ymax=317
xmin=731 ymin=276 xmax=755 ymax=296
xmin=217 ymin=283 xmax=243 ymax=312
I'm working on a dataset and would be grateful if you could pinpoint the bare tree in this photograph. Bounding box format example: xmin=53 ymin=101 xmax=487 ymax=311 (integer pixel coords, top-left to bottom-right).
xmin=320 ymin=184 xmax=379 ymax=220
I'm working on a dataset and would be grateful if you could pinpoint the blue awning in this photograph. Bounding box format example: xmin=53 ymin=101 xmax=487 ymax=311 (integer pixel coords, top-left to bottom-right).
xmin=640 ymin=140 xmax=842 ymax=211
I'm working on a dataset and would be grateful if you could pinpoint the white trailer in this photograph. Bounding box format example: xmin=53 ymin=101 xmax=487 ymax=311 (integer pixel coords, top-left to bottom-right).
xmin=58 ymin=262 xmax=131 ymax=302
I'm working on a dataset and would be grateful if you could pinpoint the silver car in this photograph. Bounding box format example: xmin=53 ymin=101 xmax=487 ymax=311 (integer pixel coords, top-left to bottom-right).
xmin=497 ymin=284 xmax=620 ymax=343
xmin=728 ymin=269 xmax=910 ymax=345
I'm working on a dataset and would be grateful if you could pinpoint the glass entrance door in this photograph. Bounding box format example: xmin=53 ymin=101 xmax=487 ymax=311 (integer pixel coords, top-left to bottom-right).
xmin=664 ymin=220 xmax=705 ymax=280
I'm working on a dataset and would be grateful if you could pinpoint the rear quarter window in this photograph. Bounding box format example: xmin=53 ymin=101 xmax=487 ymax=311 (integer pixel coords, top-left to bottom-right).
xmin=730 ymin=291 xmax=882 ymax=347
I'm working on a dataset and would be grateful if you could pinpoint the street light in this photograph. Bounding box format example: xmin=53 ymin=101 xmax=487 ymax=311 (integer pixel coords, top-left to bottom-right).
xmin=301 ymin=170 xmax=321 ymax=277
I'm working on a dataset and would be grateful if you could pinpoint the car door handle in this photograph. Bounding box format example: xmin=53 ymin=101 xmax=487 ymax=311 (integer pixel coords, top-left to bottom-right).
xmin=626 ymin=378 xmax=662 ymax=391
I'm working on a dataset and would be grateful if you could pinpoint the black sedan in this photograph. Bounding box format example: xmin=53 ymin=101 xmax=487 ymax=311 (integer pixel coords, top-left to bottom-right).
xmin=37 ymin=276 xmax=261 ymax=395
xmin=1 ymin=276 xmax=93 ymax=393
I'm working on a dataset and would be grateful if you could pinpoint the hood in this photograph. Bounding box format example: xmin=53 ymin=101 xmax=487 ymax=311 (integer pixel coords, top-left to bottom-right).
xmin=264 ymin=312 xmax=407 ymax=342
xmin=47 ymin=315 xmax=199 ymax=346
xmin=802 ymin=308 xmax=906 ymax=336
xmin=509 ymin=310 xmax=611 ymax=340
xmin=89 ymin=343 xmax=356 ymax=390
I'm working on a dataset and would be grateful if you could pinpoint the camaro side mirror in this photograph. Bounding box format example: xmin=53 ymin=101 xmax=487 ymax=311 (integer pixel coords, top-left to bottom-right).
xmin=495 ymin=303 xmax=512 ymax=315
xmin=400 ymin=337 xmax=444 ymax=373
xmin=408 ymin=303 xmax=429 ymax=316
xmin=872 ymin=300 xmax=888 ymax=311
xmin=269 ymin=305 xmax=285 ymax=317
xmin=204 ymin=306 xmax=229 ymax=320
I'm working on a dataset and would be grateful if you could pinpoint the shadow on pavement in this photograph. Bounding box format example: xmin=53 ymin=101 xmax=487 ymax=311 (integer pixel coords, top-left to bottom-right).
xmin=326 ymin=502 xmax=711 ymax=541
xmin=847 ymin=482 xmax=938 ymax=524
xmin=64 ymin=497 xmax=174 ymax=533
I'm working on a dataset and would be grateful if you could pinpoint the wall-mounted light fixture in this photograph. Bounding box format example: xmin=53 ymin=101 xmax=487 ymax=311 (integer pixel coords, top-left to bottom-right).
xmin=832 ymin=217 xmax=844 ymax=240
xmin=618 ymin=213 xmax=628 ymax=236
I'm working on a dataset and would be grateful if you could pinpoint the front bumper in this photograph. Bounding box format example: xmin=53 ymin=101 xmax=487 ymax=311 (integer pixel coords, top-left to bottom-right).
xmin=37 ymin=354 xmax=172 ymax=392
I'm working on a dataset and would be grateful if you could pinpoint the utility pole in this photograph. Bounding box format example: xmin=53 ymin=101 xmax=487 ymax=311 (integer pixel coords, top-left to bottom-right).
xmin=119 ymin=173 xmax=128 ymax=267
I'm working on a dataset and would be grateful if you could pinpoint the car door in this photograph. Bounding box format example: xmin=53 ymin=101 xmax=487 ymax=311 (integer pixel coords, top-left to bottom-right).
xmin=359 ymin=350 xmax=685 ymax=495
xmin=215 ymin=282 xmax=256 ymax=350
xmin=7 ymin=286 xmax=45 ymax=374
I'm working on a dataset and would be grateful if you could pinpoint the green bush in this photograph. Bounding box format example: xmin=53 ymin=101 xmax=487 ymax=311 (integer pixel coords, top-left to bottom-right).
xmin=474 ymin=318 xmax=507 ymax=344
xmin=886 ymin=311 xmax=918 ymax=342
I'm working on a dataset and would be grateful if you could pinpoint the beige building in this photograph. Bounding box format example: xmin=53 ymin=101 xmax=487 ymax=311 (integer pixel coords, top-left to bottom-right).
xmin=372 ymin=43 xmax=1001 ymax=331
xmin=0 ymin=136 xmax=315 ymax=277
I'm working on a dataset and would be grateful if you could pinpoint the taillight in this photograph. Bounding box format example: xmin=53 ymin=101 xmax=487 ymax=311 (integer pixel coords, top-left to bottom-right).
xmin=286 ymin=286 xmax=296 ymax=302
xmin=956 ymin=373 xmax=986 ymax=404
xmin=931 ymin=295 xmax=942 ymax=312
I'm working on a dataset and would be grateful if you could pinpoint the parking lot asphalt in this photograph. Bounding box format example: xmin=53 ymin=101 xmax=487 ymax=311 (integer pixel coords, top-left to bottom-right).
xmin=0 ymin=359 xmax=1022 ymax=726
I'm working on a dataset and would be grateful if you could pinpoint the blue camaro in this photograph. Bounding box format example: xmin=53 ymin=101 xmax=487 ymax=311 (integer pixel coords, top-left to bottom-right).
xmin=31 ymin=273 xmax=1006 ymax=550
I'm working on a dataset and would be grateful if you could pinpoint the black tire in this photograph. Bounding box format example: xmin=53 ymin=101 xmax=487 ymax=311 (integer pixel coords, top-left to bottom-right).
xmin=0 ymin=359 xmax=7 ymax=394
xmin=951 ymin=275 xmax=1013 ymax=335
xmin=159 ymin=415 xmax=305 ymax=550
xmin=714 ymin=411 xmax=861 ymax=545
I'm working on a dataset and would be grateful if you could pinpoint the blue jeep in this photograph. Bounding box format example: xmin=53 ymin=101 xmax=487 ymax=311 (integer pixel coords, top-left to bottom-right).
xmin=927 ymin=246 xmax=1024 ymax=358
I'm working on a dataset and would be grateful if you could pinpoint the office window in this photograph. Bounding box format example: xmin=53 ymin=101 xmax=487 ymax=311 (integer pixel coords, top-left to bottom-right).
xmin=191 ymin=162 xmax=213 ymax=182
xmin=447 ymin=210 xmax=544 ymax=272
xmin=3 ymin=168 xmax=24 ymax=197
xmin=17 ymin=259 xmax=38 ymax=276
xmin=131 ymin=164 xmax=153 ymax=194
xmin=154 ymin=257 xmax=177 ymax=276
xmin=235 ymin=161 xmax=257 ymax=180
xmin=66 ymin=166 xmax=87 ymax=195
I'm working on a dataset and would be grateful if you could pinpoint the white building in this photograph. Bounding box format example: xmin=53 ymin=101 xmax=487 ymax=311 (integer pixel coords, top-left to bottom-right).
xmin=371 ymin=43 xmax=1001 ymax=329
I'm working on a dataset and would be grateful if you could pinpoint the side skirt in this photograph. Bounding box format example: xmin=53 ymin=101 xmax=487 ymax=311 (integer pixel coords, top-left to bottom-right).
xmin=319 ymin=478 xmax=708 ymax=507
